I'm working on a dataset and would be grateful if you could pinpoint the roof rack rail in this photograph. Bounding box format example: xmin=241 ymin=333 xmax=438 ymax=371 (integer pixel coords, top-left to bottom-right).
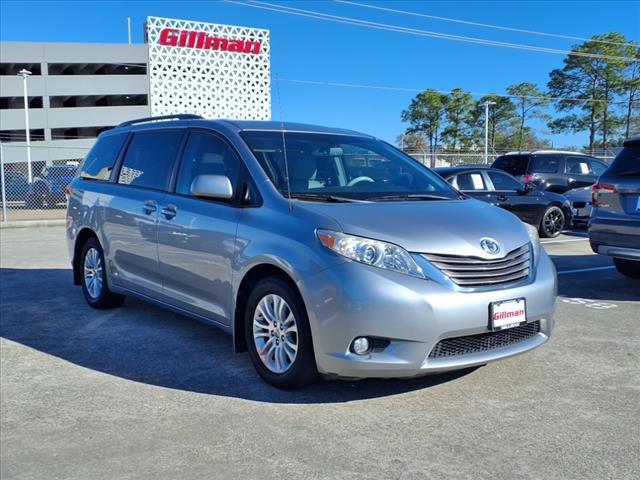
xmin=116 ymin=114 xmax=203 ymax=128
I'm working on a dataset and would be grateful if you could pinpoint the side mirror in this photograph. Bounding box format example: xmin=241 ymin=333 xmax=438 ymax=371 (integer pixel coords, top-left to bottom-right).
xmin=520 ymin=183 xmax=535 ymax=194
xmin=190 ymin=175 xmax=233 ymax=200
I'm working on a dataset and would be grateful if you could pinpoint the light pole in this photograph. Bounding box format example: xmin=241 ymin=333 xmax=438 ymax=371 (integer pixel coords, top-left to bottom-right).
xmin=483 ymin=100 xmax=496 ymax=164
xmin=17 ymin=69 xmax=33 ymax=183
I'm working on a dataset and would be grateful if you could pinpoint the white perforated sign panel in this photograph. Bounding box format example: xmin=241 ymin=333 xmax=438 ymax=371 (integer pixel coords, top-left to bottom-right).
xmin=146 ymin=16 xmax=271 ymax=120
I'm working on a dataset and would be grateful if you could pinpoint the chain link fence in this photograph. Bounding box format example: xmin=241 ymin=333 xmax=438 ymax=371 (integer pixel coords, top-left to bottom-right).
xmin=1 ymin=143 xmax=88 ymax=222
xmin=0 ymin=143 xmax=619 ymax=223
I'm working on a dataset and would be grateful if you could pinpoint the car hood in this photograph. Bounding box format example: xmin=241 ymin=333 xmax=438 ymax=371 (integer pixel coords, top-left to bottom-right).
xmin=299 ymin=198 xmax=530 ymax=257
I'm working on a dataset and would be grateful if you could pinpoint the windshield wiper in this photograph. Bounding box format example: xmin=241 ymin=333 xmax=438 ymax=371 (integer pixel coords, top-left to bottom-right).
xmin=366 ymin=193 xmax=458 ymax=201
xmin=289 ymin=193 xmax=365 ymax=203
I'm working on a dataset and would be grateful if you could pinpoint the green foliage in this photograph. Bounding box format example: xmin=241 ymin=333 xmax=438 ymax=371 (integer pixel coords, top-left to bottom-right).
xmin=547 ymin=32 xmax=639 ymax=151
xmin=400 ymin=32 xmax=639 ymax=152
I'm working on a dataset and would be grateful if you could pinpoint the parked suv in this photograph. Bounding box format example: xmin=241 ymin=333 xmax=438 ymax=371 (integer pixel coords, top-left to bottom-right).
xmin=492 ymin=151 xmax=608 ymax=193
xmin=589 ymin=136 xmax=640 ymax=278
xmin=67 ymin=115 xmax=556 ymax=388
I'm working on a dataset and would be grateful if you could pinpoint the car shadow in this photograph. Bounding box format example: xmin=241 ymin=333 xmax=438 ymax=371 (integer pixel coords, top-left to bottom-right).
xmin=0 ymin=267 xmax=475 ymax=404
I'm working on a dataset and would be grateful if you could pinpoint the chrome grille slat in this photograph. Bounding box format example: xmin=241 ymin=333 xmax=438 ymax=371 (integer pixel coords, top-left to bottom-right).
xmin=424 ymin=245 xmax=529 ymax=265
xmin=434 ymin=256 xmax=529 ymax=272
xmin=422 ymin=244 xmax=531 ymax=287
xmin=442 ymin=262 xmax=530 ymax=279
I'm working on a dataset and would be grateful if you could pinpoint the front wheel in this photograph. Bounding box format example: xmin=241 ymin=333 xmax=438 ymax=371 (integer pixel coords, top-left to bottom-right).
xmin=613 ymin=258 xmax=640 ymax=279
xmin=244 ymin=277 xmax=318 ymax=389
xmin=80 ymin=237 xmax=125 ymax=309
xmin=539 ymin=205 xmax=565 ymax=238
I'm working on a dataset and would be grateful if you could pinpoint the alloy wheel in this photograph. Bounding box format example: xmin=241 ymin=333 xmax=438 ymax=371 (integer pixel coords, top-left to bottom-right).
xmin=543 ymin=208 xmax=565 ymax=237
xmin=253 ymin=294 xmax=298 ymax=374
xmin=83 ymin=247 xmax=104 ymax=300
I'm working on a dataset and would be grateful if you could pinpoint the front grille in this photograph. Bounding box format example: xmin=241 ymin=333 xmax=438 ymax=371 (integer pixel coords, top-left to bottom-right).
xmin=422 ymin=244 xmax=530 ymax=287
xmin=428 ymin=321 xmax=541 ymax=359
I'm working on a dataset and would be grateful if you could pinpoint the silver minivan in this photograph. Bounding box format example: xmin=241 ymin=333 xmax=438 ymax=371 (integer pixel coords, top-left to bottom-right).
xmin=67 ymin=115 xmax=556 ymax=388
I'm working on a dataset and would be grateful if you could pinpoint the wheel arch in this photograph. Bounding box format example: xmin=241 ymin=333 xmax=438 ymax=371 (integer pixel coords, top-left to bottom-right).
xmin=233 ymin=263 xmax=304 ymax=353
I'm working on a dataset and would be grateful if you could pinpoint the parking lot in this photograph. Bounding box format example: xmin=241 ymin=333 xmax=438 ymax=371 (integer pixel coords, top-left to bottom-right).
xmin=0 ymin=226 xmax=638 ymax=480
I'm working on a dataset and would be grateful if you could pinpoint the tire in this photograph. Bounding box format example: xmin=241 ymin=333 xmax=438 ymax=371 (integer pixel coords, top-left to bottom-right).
xmin=539 ymin=205 xmax=565 ymax=238
xmin=244 ymin=277 xmax=318 ymax=389
xmin=613 ymin=258 xmax=640 ymax=279
xmin=80 ymin=237 xmax=125 ymax=309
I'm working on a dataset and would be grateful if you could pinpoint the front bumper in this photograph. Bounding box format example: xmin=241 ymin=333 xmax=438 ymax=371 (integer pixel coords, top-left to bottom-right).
xmin=300 ymin=250 xmax=556 ymax=379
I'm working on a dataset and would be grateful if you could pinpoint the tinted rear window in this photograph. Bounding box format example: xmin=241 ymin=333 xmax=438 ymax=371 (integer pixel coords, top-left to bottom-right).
xmin=118 ymin=131 xmax=183 ymax=190
xmin=609 ymin=143 xmax=640 ymax=176
xmin=492 ymin=155 xmax=529 ymax=175
xmin=80 ymin=133 xmax=127 ymax=181
xmin=530 ymin=155 xmax=561 ymax=173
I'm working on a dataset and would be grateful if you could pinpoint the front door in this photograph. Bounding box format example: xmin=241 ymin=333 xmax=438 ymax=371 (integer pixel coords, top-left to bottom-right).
xmin=157 ymin=130 xmax=242 ymax=325
xmin=486 ymin=170 xmax=543 ymax=225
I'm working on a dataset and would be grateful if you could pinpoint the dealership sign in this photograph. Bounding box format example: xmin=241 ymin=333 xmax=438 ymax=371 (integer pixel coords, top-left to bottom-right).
xmin=158 ymin=28 xmax=262 ymax=54
xmin=146 ymin=16 xmax=271 ymax=120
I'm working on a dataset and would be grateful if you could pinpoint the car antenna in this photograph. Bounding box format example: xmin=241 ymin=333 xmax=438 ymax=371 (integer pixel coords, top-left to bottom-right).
xmin=275 ymin=73 xmax=293 ymax=211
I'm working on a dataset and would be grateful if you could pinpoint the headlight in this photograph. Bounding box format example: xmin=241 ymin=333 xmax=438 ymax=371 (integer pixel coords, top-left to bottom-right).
xmin=524 ymin=223 xmax=541 ymax=266
xmin=317 ymin=229 xmax=425 ymax=279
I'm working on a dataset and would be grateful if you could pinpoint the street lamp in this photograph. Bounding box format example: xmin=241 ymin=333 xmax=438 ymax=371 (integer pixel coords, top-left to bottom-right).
xmin=483 ymin=100 xmax=496 ymax=164
xmin=17 ymin=68 xmax=33 ymax=183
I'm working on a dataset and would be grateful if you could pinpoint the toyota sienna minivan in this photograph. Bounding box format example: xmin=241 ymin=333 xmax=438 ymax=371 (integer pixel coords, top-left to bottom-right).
xmin=67 ymin=115 xmax=556 ymax=388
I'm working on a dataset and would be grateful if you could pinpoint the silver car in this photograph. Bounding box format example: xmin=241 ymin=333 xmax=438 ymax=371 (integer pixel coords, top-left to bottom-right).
xmin=564 ymin=185 xmax=592 ymax=228
xmin=67 ymin=115 xmax=556 ymax=388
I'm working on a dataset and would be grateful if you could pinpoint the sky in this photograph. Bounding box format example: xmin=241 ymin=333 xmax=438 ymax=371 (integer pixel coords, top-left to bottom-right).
xmin=1 ymin=0 xmax=639 ymax=148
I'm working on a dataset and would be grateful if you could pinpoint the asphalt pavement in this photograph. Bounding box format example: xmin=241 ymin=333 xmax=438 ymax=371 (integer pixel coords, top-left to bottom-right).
xmin=1 ymin=226 xmax=638 ymax=480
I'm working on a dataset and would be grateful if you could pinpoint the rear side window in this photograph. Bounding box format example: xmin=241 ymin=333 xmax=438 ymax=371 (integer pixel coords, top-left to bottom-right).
xmin=565 ymin=157 xmax=591 ymax=174
xmin=118 ymin=131 xmax=183 ymax=190
xmin=530 ymin=155 xmax=561 ymax=173
xmin=80 ymin=133 xmax=126 ymax=181
xmin=492 ymin=155 xmax=529 ymax=176
xmin=455 ymin=172 xmax=486 ymax=190
xmin=175 ymin=131 xmax=240 ymax=196
xmin=589 ymin=159 xmax=608 ymax=176
xmin=609 ymin=143 xmax=640 ymax=176
xmin=487 ymin=171 xmax=522 ymax=191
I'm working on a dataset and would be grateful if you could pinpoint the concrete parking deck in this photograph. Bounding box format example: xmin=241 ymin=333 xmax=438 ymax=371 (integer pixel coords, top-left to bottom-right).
xmin=1 ymin=227 xmax=638 ymax=480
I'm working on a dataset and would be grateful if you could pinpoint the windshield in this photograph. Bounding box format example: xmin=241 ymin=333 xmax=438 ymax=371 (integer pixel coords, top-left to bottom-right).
xmin=240 ymin=131 xmax=460 ymax=201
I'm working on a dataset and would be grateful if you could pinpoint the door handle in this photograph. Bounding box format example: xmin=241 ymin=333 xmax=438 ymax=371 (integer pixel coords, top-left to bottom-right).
xmin=497 ymin=195 xmax=508 ymax=201
xmin=142 ymin=201 xmax=157 ymax=215
xmin=161 ymin=205 xmax=177 ymax=219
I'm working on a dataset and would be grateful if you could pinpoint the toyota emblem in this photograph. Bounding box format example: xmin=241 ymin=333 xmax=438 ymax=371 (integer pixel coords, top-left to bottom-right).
xmin=480 ymin=238 xmax=501 ymax=255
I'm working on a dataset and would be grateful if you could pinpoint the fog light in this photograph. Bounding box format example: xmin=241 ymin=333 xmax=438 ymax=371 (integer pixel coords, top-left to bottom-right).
xmin=352 ymin=337 xmax=371 ymax=355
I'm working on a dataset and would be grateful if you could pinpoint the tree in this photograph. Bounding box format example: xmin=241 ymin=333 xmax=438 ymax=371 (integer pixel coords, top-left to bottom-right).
xmin=401 ymin=89 xmax=447 ymax=166
xmin=395 ymin=132 xmax=427 ymax=152
xmin=507 ymin=82 xmax=550 ymax=152
xmin=471 ymin=94 xmax=517 ymax=152
xmin=547 ymin=33 xmax=638 ymax=152
xmin=622 ymin=47 xmax=640 ymax=139
xmin=441 ymin=88 xmax=475 ymax=150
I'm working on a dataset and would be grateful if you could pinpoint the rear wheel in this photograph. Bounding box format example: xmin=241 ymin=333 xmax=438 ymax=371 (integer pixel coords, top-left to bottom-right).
xmin=244 ymin=277 xmax=318 ymax=389
xmin=80 ymin=237 xmax=125 ymax=309
xmin=539 ymin=205 xmax=565 ymax=238
xmin=613 ymin=258 xmax=640 ymax=279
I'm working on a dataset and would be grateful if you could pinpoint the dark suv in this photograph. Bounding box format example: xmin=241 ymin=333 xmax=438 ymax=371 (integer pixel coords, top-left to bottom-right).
xmin=492 ymin=151 xmax=609 ymax=194
xmin=589 ymin=136 xmax=640 ymax=278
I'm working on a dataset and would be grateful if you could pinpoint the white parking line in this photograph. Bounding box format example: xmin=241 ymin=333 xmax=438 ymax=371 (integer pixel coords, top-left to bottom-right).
xmin=557 ymin=266 xmax=616 ymax=275
xmin=542 ymin=238 xmax=589 ymax=244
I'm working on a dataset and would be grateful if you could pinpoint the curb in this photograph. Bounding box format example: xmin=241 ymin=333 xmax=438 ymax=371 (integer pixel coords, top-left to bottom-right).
xmin=0 ymin=219 xmax=66 ymax=229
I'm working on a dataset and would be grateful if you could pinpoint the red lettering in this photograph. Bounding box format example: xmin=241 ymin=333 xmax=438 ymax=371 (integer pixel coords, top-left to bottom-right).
xmin=159 ymin=28 xmax=179 ymax=46
xmin=159 ymin=28 xmax=263 ymax=55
